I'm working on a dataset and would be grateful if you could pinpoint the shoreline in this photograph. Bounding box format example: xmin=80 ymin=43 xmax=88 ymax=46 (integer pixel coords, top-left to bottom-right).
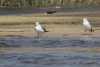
xmin=0 ymin=10 xmax=100 ymax=25
xmin=0 ymin=10 xmax=100 ymax=36
xmin=0 ymin=25 xmax=99 ymax=36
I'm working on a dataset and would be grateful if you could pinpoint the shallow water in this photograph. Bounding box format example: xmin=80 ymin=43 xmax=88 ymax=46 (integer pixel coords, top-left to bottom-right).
xmin=0 ymin=6 xmax=100 ymax=15
xmin=0 ymin=35 xmax=100 ymax=67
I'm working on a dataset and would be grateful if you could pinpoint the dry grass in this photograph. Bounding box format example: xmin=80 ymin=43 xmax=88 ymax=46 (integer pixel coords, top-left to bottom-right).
xmin=0 ymin=11 xmax=100 ymax=26
xmin=0 ymin=16 xmax=87 ymax=24
xmin=0 ymin=15 xmax=80 ymax=24
xmin=0 ymin=13 xmax=100 ymax=25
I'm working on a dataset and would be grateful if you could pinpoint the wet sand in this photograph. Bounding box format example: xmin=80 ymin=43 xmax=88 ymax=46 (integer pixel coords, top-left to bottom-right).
xmin=0 ymin=25 xmax=100 ymax=36
xmin=0 ymin=35 xmax=100 ymax=53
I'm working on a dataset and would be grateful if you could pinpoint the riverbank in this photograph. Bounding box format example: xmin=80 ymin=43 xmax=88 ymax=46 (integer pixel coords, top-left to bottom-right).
xmin=0 ymin=10 xmax=100 ymax=25
xmin=0 ymin=25 xmax=100 ymax=36
xmin=0 ymin=0 xmax=100 ymax=7
xmin=0 ymin=10 xmax=100 ymax=36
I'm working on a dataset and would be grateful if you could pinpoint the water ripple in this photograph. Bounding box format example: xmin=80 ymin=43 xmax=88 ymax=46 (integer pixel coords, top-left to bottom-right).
xmin=0 ymin=35 xmax=100 ymax=67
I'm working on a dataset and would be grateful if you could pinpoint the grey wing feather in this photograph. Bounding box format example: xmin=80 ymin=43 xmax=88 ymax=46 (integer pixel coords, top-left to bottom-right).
xmin=41 ymin=25 xmax=47 ymax=32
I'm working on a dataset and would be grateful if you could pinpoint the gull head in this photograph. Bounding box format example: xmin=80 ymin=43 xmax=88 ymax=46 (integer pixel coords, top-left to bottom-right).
xmin=35 ymin=22 xmax=40 ymax=26
xmin=83 ymin=18 xmax=88 ymax=22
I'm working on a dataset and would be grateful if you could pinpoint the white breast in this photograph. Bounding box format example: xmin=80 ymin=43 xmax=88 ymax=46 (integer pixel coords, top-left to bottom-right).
xmin=35 ymin=25 xmax=44 ymax=35
xmin=83 ymin=21 xmax=91 ymax=29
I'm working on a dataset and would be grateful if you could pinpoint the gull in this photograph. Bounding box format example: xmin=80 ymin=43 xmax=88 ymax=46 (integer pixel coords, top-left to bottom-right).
xmin=83 ymin=18 xmax=94 ymax=36
xmin=35 ymin=22 xmax=49 ymax=39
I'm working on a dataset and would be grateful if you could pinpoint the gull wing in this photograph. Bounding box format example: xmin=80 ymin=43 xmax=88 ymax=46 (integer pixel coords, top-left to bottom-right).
xmin=41 ymin=25 xmax=47 ymax=32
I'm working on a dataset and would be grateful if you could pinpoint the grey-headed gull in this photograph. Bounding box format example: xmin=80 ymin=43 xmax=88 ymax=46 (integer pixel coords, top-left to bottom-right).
xmin=83 ymin=18 xmax=94 ymax=35
xmin=35 ymin=22 xmax=49 ymax=38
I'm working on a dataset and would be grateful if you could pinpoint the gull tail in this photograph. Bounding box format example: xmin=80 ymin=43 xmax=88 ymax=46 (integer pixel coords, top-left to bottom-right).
xmin=53 ymin=11 xmax=57 ymax=13
xmin=44 ymin=30 xmax=49 ymax=32
xmin=91 ymin=28 xmax=94 ymax=32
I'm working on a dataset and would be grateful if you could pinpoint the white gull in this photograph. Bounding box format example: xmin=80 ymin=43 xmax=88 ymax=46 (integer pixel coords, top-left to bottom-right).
xmin=83 ymin=18 xmax=94 ymax=35
xmin=35 ymin=22 xmax=49 ymax=39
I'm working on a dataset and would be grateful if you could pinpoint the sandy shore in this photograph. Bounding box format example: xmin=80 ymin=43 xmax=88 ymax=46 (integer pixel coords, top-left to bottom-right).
xmin=0 ymin=25 xmax=100 ymax=36
xmin=0 ymin=10 xmax=100 ymax=36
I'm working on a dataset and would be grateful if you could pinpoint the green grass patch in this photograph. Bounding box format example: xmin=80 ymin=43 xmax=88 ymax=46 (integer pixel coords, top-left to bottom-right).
xmin=0 ymin=0 xmax=100 ymax=7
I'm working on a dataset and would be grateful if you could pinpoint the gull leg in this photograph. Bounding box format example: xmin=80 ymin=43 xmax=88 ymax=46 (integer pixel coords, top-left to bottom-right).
xmin=91 ymin=32 xmax=92 ymax=38
xmin=38 ymin=35 xmax=39 ymax=39
xmin=85 ymin=30 xmax=86 ymax=35
xmin=91 ymin=32 xmax=92 ymax=36
xmin=90 ymin=32 xmax=92 ymax=40
xmin=41 ymin=35 xmax=42 ymax=38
